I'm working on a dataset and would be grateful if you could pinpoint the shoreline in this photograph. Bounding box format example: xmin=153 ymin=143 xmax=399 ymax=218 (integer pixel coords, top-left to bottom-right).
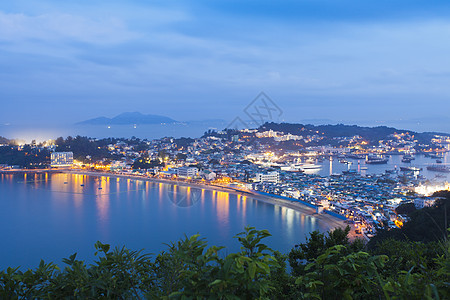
xmin=62 ymin=170 xmax=347 ymax=231
xmin=1 ymin=168 xmax=347 ymax=231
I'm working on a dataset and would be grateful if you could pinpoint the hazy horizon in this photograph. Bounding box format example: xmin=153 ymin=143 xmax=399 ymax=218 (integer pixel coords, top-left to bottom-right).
xmin=1 ymin=1 xmax=450 ymax=136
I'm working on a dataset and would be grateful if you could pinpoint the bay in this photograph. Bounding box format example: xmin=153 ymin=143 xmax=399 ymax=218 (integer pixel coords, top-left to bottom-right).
xmin=0 ymin=173 xmax=327 ymax=270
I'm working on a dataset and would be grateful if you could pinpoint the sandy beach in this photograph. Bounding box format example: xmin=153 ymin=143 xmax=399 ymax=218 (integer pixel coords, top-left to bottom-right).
xmin=61 ymin=170 xmax=347 ymax=231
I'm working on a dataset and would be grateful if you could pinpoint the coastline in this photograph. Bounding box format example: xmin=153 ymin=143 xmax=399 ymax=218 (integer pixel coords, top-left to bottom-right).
xmin=62 ymin=170 xmax=347 ymax=231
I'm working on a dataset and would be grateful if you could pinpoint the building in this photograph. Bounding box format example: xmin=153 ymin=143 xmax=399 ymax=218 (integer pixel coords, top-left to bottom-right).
xmin=201 ymin=170 xmax=216 ymax=180
xmin=414 ymin=197 xmax=436 ymax=209
xmin=51 ymin=152 xmax=73 ymax=167
xmin=255 ymin=171 xmax=280 ymax=184
xmin=177 ymin=166 xmax=198 ymax=178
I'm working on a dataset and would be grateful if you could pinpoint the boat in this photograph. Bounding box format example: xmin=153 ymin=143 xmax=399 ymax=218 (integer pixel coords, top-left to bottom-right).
xmin=339 ymin=159 xmax=352 ymax=164
xmin=436 ymin=159 xmax=443 ymax=164
xmin=426 ymin=165 xmax=450 ymax=173
xmin=342 ymin=169 xmax=358 ymax=175
xmin=430 ymin=153 xmax=444 ymax=159
xmin=280 ymin=165 xmax=302 ymax=172
xmin=346 ymin=154 xmax=365 ymax=159
xmin=401 ymin=157 xmax=412 ymax=163
xmin=400 ymin=166 xmax=422 ymax=172
xmin=366 ymin=156 xmax=389 ymax=164
xmin=402 ymin=154 xmax=415 ymax=160
xmin=301 ymin=164 xmax=322 ymax=170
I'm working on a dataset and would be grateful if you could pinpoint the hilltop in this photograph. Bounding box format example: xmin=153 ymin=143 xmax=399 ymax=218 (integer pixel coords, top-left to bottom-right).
xmin=77 ymin=112 xmax=177 ymax=125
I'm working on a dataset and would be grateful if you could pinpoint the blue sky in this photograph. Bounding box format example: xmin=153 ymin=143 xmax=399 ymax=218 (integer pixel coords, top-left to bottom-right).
xmin=1 ymin=0 xmax=450 ymax=127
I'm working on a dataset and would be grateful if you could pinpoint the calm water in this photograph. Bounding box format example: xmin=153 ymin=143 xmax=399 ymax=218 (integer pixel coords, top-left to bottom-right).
xmin=306 ymin=152 xmax=450 ymax=182
xmin=0 ymin=173 xmax=327 ymax=270
xmin=0 ymin=123 xmax=224 ymax=142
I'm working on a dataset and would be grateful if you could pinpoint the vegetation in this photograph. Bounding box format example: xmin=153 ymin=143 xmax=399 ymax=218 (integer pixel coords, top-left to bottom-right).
xmin=132 ymin=158 xmax=162 ymax=170
xmin=1 ymin=225 xmax=449 ymax=299
xmin=369 ymin=195 xmax=449 ymax=246
xmin=395 ymin=202 xmax=417 ymax=216
xmin=55 ymin=136 xmax=124 ymax=162
xmin=0 ymin=145 xmax=51 ymax=168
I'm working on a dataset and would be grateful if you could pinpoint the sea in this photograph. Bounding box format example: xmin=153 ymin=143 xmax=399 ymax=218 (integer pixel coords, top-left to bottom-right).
xmin=0 ymin=173 xmax=328 ymax=270
xmin=303 ymin=150 xmax=450 ymax=183
xmin=0 ymin=123 xmax=224 ymax=142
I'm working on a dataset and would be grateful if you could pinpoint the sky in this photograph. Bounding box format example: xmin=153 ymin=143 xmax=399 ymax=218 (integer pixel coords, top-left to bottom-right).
xmin=1 ymin=0 xmax=450 ymax=130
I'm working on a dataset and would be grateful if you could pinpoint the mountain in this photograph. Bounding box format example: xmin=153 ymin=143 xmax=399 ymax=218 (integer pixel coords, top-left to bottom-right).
xmin=258 ymin=122 xmax=450 ymax=145
xmin=77 ymin=112 xmax=177 ymax=125
xmin=0 ymin=136 xmax=10 ymax=144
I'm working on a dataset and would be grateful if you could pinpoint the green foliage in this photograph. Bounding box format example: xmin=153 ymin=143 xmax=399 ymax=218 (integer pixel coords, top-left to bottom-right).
xmin=55 ymin=136 xmax=124 ymax=162
xmin=395 ymin=202 xmax=417 ymax=216
xmin=288 ymin=226 xmax=364 ymax=276
xmin=368 ymin=197 xmax=450 ymax=246
xmin=132 ymin=158 xmax=162 ymax=170
xmin=1 ymin=227 xmax=449 ymax=299
xmin=0 ymin=145 xmax=51 ymax=168
xmin=295 ymin=246 xmax=388 ymax=299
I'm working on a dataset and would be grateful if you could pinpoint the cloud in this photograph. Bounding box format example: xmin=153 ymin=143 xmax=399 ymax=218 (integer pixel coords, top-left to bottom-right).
xmin=0 ymin=11 xmax=138 ymax=44
xmin=1 ymin=1 xmax=450 ymax=125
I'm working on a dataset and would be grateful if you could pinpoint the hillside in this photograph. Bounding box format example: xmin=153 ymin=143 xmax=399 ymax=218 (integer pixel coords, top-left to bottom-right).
xmin=77 ymin=112 xmax=177 ymax=125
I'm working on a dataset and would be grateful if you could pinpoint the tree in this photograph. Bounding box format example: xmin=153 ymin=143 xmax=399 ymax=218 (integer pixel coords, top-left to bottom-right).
xmin=288 ymin=226 xmax=364 ymax=276
xmin=1 ymin=227 xmax=449 ymax=299
xmin=395 ymin=202 xmax=417 ymax=216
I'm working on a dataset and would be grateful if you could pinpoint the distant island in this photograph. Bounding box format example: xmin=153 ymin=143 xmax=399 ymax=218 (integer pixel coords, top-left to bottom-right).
xmin=76 ymin=112 xmax=178 ymax=125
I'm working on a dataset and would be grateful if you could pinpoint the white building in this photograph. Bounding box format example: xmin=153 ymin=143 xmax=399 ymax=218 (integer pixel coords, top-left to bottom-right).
xmin=200 ymin=170 xmax=216 ymax=180
xmin=177 ymin=167 xmax=198 ymax=178
xmin=414 ymin=198 xmax=436 ymax=209
xmin=256 ymin=130 xmax=280 ymax=138
xmin=51 ymin=152 xmax=73 ymax=167
xmin=255 ymin=171 xmax=280 ymax=184
xmin=274 ymin=134 xmax=303 ymax=142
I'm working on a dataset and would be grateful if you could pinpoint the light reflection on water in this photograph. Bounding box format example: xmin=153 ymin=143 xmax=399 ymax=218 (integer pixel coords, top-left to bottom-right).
xmin=305 ymin=152 xmax=450 ymax=181
xmin=0 ymin=173 xmax=328 ymax=269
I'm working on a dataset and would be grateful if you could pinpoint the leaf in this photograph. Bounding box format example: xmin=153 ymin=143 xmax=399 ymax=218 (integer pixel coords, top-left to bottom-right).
xmin=248 ymin=262 xmax=256 ymax=279
xmin=209 ymin=279 xmax=222 ymax=286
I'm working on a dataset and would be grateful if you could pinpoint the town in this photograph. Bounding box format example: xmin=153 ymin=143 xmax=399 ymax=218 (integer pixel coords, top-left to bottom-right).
xmin=1 ymin=123 xmax=450 ymax=239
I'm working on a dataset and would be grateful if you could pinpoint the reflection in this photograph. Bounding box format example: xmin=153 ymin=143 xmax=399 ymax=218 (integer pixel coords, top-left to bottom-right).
xmin=216 ymin=191 xmax=230 ymax=221
xmin=201 ymin=189 xmax=205 ymax=208
xmin=159 ymin=183 xmax=163 ymax=204
xmin=329 ymin=157 xmax=333 ymax=176
xmin=96 ymin=194 xmax=110 ymax=222
xmin=236 ymin=194 xmax=241 ymax=213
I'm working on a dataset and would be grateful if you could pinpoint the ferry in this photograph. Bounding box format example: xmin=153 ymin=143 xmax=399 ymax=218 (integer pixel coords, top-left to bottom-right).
xmin=280 ymin=165 xmax=302 ymax=172
xmin=346 ymin=154 xmax=365 ymax=159
xmin=400 ymin=166 xmax=422 ymax=172
xmin=300 ymin=164 xmax=322 ymax=170
xmin=366 ymin=156 xmax=389 ymax=164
